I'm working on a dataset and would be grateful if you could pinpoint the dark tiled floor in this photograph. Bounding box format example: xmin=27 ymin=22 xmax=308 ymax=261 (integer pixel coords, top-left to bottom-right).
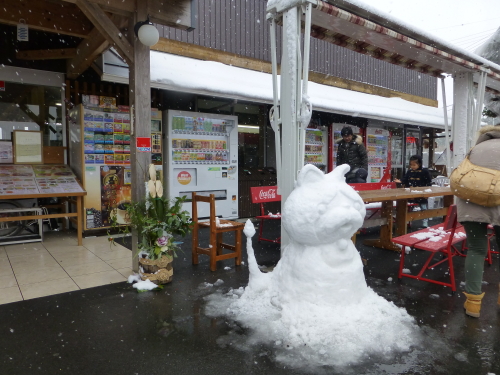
xmin=2 ymin=218 xmax=500 ymax=375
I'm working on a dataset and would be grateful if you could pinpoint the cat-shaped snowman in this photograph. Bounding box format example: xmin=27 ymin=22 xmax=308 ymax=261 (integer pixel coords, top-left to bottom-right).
xmin=227 ymin=164 xmax=417 ymax=365
xmin=274 ymin=163 xmax=369 ymax=306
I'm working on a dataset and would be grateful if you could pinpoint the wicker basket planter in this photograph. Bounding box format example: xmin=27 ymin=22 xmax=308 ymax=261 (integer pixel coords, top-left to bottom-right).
xmin=139 ymin=254 xmax=173 ymax=285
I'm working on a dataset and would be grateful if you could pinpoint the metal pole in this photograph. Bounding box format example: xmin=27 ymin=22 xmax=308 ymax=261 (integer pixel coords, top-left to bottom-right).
xmin=279 ymin=8 xmax=299 ymax=252
xmin=474 ymin=71 xmax=487 ymax=137
xmin=295 ymin=6 xmax=303 ymax=173
xmin=269 ymin=18 xmax=282 ymax=194
xmin=298 ymin=4 xmax=312 ymax=173
xmin=440 ymin=77 xmax=451 ymax=177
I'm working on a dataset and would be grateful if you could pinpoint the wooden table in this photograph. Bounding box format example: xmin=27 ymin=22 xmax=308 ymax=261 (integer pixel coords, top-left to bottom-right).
xmin=357 ymin=186 xmax=454 ymax=251
xmin=0 ymin=191 xmax=87 ymax=246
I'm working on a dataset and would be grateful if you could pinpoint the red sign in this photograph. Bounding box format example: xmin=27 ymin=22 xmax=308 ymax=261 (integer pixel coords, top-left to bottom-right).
xmin=250 ymin=186 xmax=281 ymax=203
xmin=0 ymin=81 xmax=5 ymax=91
xmin=136 ymin=137 xmax=151 ymax=152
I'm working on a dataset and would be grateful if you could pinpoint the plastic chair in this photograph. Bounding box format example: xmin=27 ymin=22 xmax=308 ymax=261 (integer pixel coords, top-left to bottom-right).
xmin=191 ymin=192 xmax=245 ymax=271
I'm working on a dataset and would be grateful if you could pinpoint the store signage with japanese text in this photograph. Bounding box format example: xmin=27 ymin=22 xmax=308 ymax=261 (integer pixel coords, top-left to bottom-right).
xmin=136 ymin=137 xmax=151 ymax=152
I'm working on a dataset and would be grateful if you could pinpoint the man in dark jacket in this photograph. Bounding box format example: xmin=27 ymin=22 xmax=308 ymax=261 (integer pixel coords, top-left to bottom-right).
xmin=336 ymin=126 xmax=368 ymax=183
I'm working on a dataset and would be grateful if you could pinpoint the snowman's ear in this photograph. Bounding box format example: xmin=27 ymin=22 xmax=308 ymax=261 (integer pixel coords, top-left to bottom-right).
xmin=296 ymin=164 xmax=324 ymax=187
xmin=327 ymin=164 xmax=350 ymax=182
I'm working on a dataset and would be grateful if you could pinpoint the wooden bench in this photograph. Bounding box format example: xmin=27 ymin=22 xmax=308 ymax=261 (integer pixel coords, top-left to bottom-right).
xmin=393 ymin=205 xmax=466 ymax=291
xmin=250 ymin=186 xmax=281 ymax=243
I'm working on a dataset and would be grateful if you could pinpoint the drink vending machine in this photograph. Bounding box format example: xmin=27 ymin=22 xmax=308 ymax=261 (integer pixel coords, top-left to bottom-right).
xmin=366 ymin=128 xmax=391 ymax=183
xmin=304 ymin=128 xmax=328 ymax=171
xmin=164 ymin=110 xmax=239 ymax=219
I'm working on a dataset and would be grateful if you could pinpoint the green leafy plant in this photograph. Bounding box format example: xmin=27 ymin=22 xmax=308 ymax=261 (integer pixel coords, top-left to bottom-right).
xmin=109 ymin=164 xmax=193 ymax=260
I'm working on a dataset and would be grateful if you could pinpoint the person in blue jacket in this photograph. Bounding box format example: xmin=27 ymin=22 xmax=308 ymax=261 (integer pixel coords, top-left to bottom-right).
xmin=394 ymin=154 xmax=433 ymax=228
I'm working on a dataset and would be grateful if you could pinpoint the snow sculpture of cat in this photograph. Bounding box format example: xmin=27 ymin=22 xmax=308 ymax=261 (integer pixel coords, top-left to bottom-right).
xmin=274 ymin=163 xmax=369 ymax=305
xmin=224 ymin=164 xmax=417 ymax=366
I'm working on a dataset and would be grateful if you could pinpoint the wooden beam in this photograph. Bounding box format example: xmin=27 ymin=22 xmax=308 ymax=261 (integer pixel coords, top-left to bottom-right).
xmin=61 ymin=0 xmax=195 ymax=30
xmin=148 ymin=0 xmax=193 ymax=30
xmin=76 ymin=0 xmax=134 ymax=65
xmin=62 ymin=0 xmax=135 ymax=16
xmin=66 ymin=14 xmax=126 ymax=79
xmin=0 ymin=0 xmax=92 ymax=38
xmin=17 ymin=48 xmax=77 ymax=60
xmin=67 ymin=28 xmax=109 ymax=79
xmin=152 ymin=38 xmax=438 ymax=108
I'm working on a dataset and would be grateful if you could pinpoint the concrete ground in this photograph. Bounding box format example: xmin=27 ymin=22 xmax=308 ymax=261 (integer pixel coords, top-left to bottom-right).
xmin=1 ymin=217 xmax=500 ymax=375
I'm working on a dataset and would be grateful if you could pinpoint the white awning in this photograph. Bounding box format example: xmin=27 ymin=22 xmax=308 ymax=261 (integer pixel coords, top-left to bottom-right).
xmin=101 ymin=50 xmax=444 ymax=128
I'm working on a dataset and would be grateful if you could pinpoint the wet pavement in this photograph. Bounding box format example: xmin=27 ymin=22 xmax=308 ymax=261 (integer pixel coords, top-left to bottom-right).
xmin=2 ymin=218 xmax=500 ymax=375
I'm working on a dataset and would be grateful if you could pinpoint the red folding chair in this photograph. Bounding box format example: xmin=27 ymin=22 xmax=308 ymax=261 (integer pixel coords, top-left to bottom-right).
xmin=485 ymin=224 xmax=498 ymax=265
xmin=250 ymin=186 xmax=281 ymax=243
xmin=393 ymin=204 xmax=466 ymax=292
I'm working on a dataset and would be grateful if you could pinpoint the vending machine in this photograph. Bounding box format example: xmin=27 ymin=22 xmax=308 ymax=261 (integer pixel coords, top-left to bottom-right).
xmin=366 ymin=127 xmax=391 ymax=183
xmin=304 ymin=127 xmax=328 ymax=172
xmin=164 ymin=110 xmax=239 ymax=219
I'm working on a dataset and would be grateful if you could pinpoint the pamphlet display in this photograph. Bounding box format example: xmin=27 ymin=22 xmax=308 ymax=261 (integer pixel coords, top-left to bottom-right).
xmin=165 ymin=110 xmax=238 ymax=219
xmin=69 ymin=103 xmax=161 ymax=230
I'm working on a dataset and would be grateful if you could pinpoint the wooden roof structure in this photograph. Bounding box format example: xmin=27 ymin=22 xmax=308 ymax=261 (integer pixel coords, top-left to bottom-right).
xmin=0 ymin=0 xmax=195 ymax=79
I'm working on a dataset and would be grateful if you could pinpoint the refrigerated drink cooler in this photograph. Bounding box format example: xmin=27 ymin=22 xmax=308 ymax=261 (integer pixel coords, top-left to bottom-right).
xmin=165 ymin=110 xmax=239 ymax=219
xmin=366 ymin=127 xmax=391 ymax=183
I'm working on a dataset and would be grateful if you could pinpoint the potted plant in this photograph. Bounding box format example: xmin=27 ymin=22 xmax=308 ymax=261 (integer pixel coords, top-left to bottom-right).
xmin=111 ymin=164 xmax=193 ymax=284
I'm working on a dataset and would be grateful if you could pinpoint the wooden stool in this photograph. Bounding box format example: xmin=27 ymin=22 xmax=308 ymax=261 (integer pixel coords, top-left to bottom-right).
xmin=191 ymin=192 xmax=245 ymax=271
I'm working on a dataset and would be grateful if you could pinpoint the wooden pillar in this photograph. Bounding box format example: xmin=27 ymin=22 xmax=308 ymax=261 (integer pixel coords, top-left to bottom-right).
xmin=129 ymin=3 xmax=152 ymax=272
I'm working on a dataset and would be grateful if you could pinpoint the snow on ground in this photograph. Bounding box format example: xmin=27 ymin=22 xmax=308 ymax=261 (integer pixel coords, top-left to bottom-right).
xmin=205 ymin=164 xmax=420 ymax=369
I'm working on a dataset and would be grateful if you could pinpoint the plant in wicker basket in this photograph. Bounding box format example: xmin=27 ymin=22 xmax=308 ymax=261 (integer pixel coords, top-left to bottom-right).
xmin=111 ymin=164 xmax=193 ymax=285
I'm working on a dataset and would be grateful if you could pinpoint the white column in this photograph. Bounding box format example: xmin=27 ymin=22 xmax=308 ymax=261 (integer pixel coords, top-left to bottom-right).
xmin=452 ymin=72 xmax=473 ymax=169
xmin=279 ymin=7 xmax=299 ymax=252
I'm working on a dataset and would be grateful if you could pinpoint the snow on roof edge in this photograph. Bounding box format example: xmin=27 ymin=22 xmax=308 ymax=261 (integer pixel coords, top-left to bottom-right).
xmin=146 ymin=52 xmax=444 ymax=128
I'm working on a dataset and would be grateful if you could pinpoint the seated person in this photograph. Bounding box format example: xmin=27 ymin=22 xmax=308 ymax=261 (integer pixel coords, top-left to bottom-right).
xmin=394 ymin=154 xmax=432 ymax=228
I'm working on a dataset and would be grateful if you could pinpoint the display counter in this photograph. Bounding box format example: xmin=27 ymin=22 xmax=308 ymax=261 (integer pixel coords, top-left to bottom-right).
xmin=0 ymin=165 xmax=87 ymax=245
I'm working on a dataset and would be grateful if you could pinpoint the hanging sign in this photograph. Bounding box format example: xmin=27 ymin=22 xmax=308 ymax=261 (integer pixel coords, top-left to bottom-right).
xmin=17 ymin=20 xmax=29 ymax=41
xmin=136 ymin=137 xmax=151 ymax=152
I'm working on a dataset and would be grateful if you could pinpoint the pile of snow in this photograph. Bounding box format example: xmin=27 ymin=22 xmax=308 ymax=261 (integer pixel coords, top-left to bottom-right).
xmin=132 ymin=279 xmax=158 ymax=291
xmin=410 ymin=227 xmax=466 ymax=243
xmin=205 ymin=165 xmax=420 ymax=369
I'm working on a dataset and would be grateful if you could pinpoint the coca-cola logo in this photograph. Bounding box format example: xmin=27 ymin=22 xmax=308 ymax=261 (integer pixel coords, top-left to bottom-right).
xmin=259 ymin=188 xmax=277 ymax=199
